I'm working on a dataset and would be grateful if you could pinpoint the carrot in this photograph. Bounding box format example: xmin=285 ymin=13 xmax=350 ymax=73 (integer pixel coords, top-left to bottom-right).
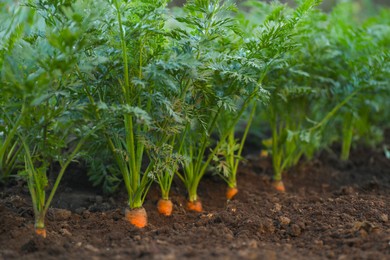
xmin=260 ymin=150 xmax=269 ymax=158
xmin=35 ymin=228 xmax=47 ymax=238
xmin=157 ymin=199 xmax=173 ymax=216
xmin=125 ymin=207 xmax=148 ymax=228
xmin=187 ymin=200 xmax=202 ymax=212
xmin=272 ymin=180 xmax=286 ymax=192
xmin=226 ymin=186 xmax=238 ymax=200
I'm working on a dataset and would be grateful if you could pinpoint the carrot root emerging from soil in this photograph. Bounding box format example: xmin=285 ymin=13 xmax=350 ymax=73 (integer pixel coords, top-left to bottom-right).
xmin=35 ymin=228 xmax=47 ymax=238
xmin=260 ymin=150 xmax=269 ymax=158
xmin=187 ymin=200 xmax=202 ymax=212
xmin=272 ymin=180 xmax=286 ymax=192
xmin=125 ymin=207 xmax=148 ymax=228
xmin=226 ymin=187 xmax=238 ymax=200
xmin=157 ymin=199 xmax=173 ymax=216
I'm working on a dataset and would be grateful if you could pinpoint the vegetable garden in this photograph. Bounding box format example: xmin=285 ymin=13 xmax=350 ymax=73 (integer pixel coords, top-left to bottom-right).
xmin=1 ymin=0 xmax=389 ymax=258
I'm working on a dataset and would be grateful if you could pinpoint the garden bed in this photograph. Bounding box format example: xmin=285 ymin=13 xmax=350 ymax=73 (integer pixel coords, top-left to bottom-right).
xmin=1 ymin=143 xmax=390 ymax=259
xmin=1 ymin=1 xmax=390 ymax=259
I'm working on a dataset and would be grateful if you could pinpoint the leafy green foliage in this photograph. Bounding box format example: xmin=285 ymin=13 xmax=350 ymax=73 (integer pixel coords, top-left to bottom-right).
xmin=254 ymin=0 xmax=389 ymax=182
xmin=1 ymin=0 xmax=389 ymax=222
xmin=0 ymin=0 xmax=99 ymax=231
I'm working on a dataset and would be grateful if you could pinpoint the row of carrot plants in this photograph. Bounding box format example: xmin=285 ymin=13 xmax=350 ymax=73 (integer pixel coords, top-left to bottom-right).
xmin=0 ymin=0 xmax=389 ymax=236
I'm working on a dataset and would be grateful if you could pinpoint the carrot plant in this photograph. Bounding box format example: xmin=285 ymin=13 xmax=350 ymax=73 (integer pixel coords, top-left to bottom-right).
xmin=214 ymin=103 xmax=258 ymax=200
xmin=0 ymin=0 xmax=32 ymax=182
xmin=211 ymin=0 xmax=320 ymax=197
xmin=236 ymin=0 xmax=322 ymax=192
xmin=256 ymin=1 xmax=390 ymax=191
xmin=19 ymin=128 xmax=92 ymax=238
xmin=149 ymin=141 xmax=184 ymax=216
xmin=168 ymin=0 xmax=268 ymax=210
xmin=260 ymin=5 xmax=346 ymax=190
xmin=144 ymin=42 xmax=220 ymax=213
xmin=99 ymin=0 xmax=160 ymax=226
xmin=1 ymin=0 xmax=388 ymax=233
xmin=0 ymin=107 xmax=24 ymax=182
xmin=76 ymin=0 xmax=189 ymax=224
xmin=139 ymin=55 xmax=190 ymax=215
xmin=326 ymin=3 xmax=390 ymax=160
xmin=290 ymin=2 xmax=390 ymax=163
xmin=0 ymin=0 xmax=99 ymax=236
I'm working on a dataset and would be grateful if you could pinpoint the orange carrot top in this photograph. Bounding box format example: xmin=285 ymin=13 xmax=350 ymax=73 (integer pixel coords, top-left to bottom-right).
xmin=187 ymin=200 xmax=202 ymax=212
xmin=157 ymin=199 xmax=173 ymax=216
xmin=226 ymin=186 xmax=238 ymax=200
xmin=125 ymin=207 xmax=148 ymax=228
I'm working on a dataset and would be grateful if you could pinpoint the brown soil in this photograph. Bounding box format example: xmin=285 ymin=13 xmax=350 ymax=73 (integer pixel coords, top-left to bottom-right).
xmin=1 ymin=143 xmax=390 ymax=259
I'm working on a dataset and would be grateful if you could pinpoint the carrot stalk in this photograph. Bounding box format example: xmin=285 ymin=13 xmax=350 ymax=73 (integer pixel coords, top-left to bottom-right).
xmin=125 ymin=207 xmax=148 ymax=228
xmin=272 ymin=180 xmax=286 ymax=192
xmin=187 ymin=200 xmax=202 ymax=212
xmin=157 ymin=199 xmax=173 ymax=216
xmin=226 ymin=186 xmax=238 ymax=200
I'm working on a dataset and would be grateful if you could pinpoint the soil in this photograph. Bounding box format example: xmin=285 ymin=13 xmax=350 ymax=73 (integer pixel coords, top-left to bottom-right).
xmin=1 ymin=137 xmax=390 ymax=259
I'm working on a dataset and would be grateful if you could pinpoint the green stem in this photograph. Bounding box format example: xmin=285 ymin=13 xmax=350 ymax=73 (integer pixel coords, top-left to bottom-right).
xmin=115 ymin=0 xmax=137 ymax=180
xmin=114 ymin=0 xmax=145 ymax=209
xmin=43 ymin=135 xmax=89 ymax=216
xmin=184 ymin=96 xmax=257 ymax=200
xmin=232 ymin=102 xmax=257 ymax=176
xmin=188 ymin=191 xmax=198 ymax=202
xmin=308 ymin=90 xmax=359 ymax=132
xmin=223 ymin=102 xmax=258 ymax=188
xmin=0 ymin=104 xmax=25 ymax=165
xmin=341 ymin=112 xmax=354 ymax=161
xmin=157 ymin=137 xmax=177 ymax=200
xmin=194 ymin=106 xmax=222 ymax=176
xmin=270 ymin=103 xmax=283 ymax=181
xmin=199 ymin=95 xmax=255 ymax=177
xmin=115 ymin=0 xmax=131 ymax=97
xmin=34 ymin=212 xmax=45 ymax=229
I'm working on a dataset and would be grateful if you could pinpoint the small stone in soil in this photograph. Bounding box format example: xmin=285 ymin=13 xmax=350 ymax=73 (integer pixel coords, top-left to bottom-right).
xmin=59 ymin=228 xmax=72 ymax=237
xmin=296 ymin=221 xmax=306 ymax=230
xmin=340 ymin=186 xmax=354 ymax=195
xmin=248 ymin=239 xmax=258 ymax=249
xmin=359 ymin=229 xmax=368 ymax=238
xmin=288 ymin=224 xmax=302 ymax=237
xmin=279 ymin=216 xmax=291 ymax=225
xmin=238 ymin=249 xmax=258 ymax=260
xmin=338 ymin=254 xmax=348 ymax=260
xmin=225 ymin=231 xmax=234 ymax=241
xmin=380 ymin=214 xmax=388 ymax=222
xmin=273 ymin=203 xmax=282 ymax=212
xmin=84 ymin=244 xmax=99 ymax=253
xmin=51 ymin=208 xmax=72 ymax=221
xmin=82 ymin=210 xmax=91 ymax=219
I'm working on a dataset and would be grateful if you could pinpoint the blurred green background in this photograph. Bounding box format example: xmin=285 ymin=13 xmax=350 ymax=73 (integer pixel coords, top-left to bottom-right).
xmin=169 ymin=0 xmax=390 ymax=12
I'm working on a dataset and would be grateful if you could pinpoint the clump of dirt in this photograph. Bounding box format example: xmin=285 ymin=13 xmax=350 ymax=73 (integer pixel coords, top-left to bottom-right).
xmin=1 ymin=145 xmax=390 ymax=259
